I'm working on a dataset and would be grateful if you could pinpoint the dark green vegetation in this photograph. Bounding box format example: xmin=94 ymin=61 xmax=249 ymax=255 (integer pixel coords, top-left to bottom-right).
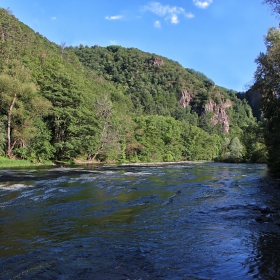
xmin=252 ymin=27 xmax=280 ymax=174
xmin=0 ymin=7 xmax=269 ymax=167
xmin=242 ymin=0 xmax=280 ymax=175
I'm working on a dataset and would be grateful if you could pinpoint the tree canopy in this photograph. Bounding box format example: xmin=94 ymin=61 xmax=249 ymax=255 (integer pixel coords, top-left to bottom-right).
xmin=254 ymin=27 xmax=280 ymax=173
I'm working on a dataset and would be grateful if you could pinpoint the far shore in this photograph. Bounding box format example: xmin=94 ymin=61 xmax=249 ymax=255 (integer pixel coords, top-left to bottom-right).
xmin=0 ymin=159 xmax=209 ymax=168
xmin=0 ymin=157 xmax=261 ymax=169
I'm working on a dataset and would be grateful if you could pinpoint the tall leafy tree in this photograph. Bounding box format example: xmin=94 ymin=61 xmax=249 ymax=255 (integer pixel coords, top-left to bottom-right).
xmin=254 ymin=27 xmax=280 ymax=173
xmin=241 ymin=122 xmax=267 ymax=163
xmin=0 ymin=60 xmax=51 ymax=158
xmin=228 ymin=137 xmax=243 ymax=160
xmin=38 ymin=56 xmax=85 ymax=159
xmin=88 ymin=92 xmax=121 ymax=161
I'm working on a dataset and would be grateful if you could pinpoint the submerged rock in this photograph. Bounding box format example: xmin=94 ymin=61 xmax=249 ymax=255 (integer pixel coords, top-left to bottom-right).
xmin=254 ymin=206 xmax=280 ymax=225
xmin=255 ymin=215 xmax=272 ymax=223
xmin=260 ymin=207 xmax=276 ymax=214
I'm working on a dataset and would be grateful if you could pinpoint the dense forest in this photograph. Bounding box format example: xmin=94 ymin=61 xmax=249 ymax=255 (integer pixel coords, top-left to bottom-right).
xmin=0 ymin=5 xmax=277 ymax=172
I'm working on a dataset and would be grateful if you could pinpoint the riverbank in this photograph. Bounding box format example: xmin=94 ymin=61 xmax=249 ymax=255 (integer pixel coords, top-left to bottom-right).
xmin=73 ymin=158 xmax=209 ymax=166
xmin=0 ymin=157 xmax=54 ymax=168
xmin=0 ymin=157 xmax=37 ymax=167
xmin=0 ymin=156 xmax=266 ymax=169
xmin=0 ymin=158 xmax=207 ymax=168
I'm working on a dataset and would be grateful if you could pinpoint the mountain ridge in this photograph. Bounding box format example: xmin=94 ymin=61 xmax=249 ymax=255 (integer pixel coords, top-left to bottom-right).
xmin=0 ymin=7 xmax=266 ymax=164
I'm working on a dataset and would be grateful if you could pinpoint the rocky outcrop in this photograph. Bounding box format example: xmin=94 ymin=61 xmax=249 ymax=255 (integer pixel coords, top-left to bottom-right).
xmin=148 ymin=56 xmax=164 ymax=66
xmin=179 ymin=90 xmax=194 ymax=108
xmin=179 ymin=90 xmax=232 ymax=134
xmin=204 ymin=95 xmax=232 ymax=134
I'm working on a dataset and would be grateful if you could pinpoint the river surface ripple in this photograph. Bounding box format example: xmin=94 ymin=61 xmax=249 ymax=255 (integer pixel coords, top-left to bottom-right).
xmin=0 ymin=162 xmax=280 ymax=279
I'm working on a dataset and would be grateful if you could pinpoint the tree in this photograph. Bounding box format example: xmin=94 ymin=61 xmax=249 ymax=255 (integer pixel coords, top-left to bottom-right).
xmin=228 ymin=137 xmax=243 ymax=160
xmin=0 ymin=65 xmax=35 ymax=158
xmin=241 ymin=123 xmax=267 ymax=163
xmin=88 ymin=92 xmax=121 ymax=161
xmin=0 ymin=61 xmax=51 ymax=159
xmin=39 ymin=56 xmax=84 ymax=159
xmin=27 ymin=119 xmax=55 ymax=162
xmin=6 ymin=7 xmax=13 ymax=15
xmin=262 ymin=0 xmax=280 ymax=17
xmin=60 ymin=41 xmax=66 ymax=59
xmin=254 ymin=28 xmax=280 ymax=173
xmin=182 ymin=124 xmax=221 ymax=161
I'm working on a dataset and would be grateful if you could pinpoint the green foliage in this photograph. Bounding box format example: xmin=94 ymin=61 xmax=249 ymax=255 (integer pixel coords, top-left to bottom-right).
xmin=73 ymin=45 xmax=256 ymax=138
xmin=241 ymin=122 xmax=267 ymax=163
xmin=0 ymin=156 xmax=35 ymax=167
xmin=0 ymin=62 xmax=50 ymax=158
xmin=218 ymin=136 xmax=244 ymax=162
xmin=27 ymin=119 xmax=55 ymax=162
xmin=182 ymin=124 xmax=221 ymax=161
xmin=0 ymin=117 xmax=6 ymax=155
xmin=87 ymin=92 xmax=122 ymax=161
xmin=0 ymin=7 xmax=263 ymax=165
xmin=254 ymin=27 xmax=280 ymax=174
xmin=262 ymin=0 xmax=280 ymax=18
xmin=228 ymin=137 xmax=243 ymax=160
xmin=128 ymin=116 xmax=221 ymax=162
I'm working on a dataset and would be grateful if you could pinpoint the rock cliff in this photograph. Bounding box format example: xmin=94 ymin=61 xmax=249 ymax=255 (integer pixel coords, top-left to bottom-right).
xmin=148 ymin=56 xmax=164 ymax=66
xmin=179 ymin=90 xmax=194 ymax=108
xmin=204 ymin=96 xmax=231 ymax=133
xmin=180 ymin=91 xmax=232 ymax=133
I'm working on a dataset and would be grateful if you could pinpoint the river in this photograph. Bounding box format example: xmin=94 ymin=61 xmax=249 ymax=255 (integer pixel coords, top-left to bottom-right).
xmin=0 ymin=162 xmax=280 ymax=279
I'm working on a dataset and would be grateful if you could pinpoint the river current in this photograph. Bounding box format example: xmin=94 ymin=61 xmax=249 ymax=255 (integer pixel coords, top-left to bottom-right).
xmin=0 ymin=162 xmax=280 ymax=279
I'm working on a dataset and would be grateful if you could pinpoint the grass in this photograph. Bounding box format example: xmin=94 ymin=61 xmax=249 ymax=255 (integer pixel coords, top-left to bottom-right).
xmin=0 ymin=156 xmax=50 ymax=167
xmin=0 ymin=157 xmax=35 ymax=167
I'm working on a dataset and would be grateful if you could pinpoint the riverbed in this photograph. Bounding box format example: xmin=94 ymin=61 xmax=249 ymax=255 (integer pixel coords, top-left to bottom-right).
xmin=1 ymin=162 xmax=280 ymax=279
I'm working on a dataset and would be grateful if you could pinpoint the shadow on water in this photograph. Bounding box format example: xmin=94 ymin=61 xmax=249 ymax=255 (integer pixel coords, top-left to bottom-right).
xmin=1 ymin=162 xmax=280 ymax=279
xmin=248 ymin=232 xmax=280 ymax=279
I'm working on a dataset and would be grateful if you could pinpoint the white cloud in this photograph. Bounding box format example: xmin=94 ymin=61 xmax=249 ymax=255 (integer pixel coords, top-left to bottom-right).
xmin=171 ymin=15 xmax=179 ymax=24
xmin=110 ymin=40 xmax=117 ymax=45
xmin=144 ymin=2 xmax=182 ymax=16
xmin=185 ymin=13 xmax=195 ymax=19
xmin=143 ymin=2 xmax=194 ymax=24
xmin=154 ymin=20 xmax=161 ymax=28
xmin=193 ymin=0 xmax=213 ymax=9
xmin=51 ymin=16 xmax=57 ymax=20
xmin=105 ymin=15 xmax=123 ymax=20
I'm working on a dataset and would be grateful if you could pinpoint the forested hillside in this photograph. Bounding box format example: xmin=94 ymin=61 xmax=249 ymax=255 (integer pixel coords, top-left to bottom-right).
xmin=72 ymin=45 xmax=257 ymax=135
xmin=0 ymin=7 xmax=267 ymax=164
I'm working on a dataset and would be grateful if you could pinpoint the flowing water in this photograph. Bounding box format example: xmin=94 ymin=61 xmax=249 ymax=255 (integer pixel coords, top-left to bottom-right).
xmin=1 ymin=162 xmax=280 ymax=279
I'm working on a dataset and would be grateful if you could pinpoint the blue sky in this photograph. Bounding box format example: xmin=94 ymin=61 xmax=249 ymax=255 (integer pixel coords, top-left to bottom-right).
xmin=1 ymin=0 xmax=278 ymax=91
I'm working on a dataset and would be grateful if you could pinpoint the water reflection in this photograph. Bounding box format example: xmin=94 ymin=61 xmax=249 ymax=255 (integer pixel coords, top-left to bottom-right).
xmin=0 ymin=163 xmax=280 ymax=279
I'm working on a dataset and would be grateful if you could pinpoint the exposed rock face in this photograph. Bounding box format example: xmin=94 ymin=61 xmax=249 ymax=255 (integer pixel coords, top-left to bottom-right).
xmin=180 ymin=90 xmax=194 ymax=108
xmin=179 ymin=90 xmax=232 ymax=134
xmin=149 ymin=56 xmax=164 ymax=66
xmin=204 ymin=96 xmax=232 ymax=134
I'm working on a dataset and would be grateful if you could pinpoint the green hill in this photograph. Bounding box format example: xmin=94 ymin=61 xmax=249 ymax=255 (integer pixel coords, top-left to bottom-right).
xmin=0 ymin=7 xmax=266 ymax=164
xmin=73 ymin=45 xmax=256 ymax=134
